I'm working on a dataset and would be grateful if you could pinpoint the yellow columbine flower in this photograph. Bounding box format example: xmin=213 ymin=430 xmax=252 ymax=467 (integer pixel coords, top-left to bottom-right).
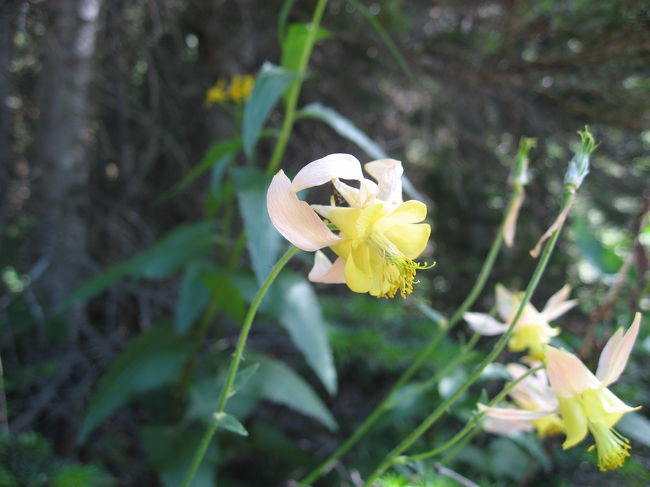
xmin=481 ymin=313 xmax=642 ymax=472
xmin=228 ymin=74 xmax=255 ymax=103
xmin=266 ymin=154 xmax=432 ymax=298
xmin=204 ymin=78 xmax=228 ymax=107
xmin=464 ymin=284 xmax=577 ymax=359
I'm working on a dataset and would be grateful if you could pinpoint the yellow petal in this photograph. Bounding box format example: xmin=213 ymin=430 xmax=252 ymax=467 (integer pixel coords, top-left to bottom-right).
xmin=559 ymin=396 xmax=588 ymax=449
xmin=313 ymin=206 xmax=360 ymax=239
xmin=343 ymin=247 xmax=372 ymax=293
xmin=385 ymin=223 xmax=430 ymax=259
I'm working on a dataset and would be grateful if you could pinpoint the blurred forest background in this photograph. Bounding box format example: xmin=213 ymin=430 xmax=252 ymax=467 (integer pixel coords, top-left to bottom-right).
xmin=0 ymin=0 xmax=649 ymax=486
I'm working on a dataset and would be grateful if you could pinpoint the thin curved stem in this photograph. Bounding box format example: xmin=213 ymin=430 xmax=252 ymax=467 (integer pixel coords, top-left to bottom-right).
xmin=297 ymin=179 xmax=525 ymax=486
xmin=181 ymin=246 xmax=299 ymax=487
xmin=362 ymin=188 xmax=575 ymax=486
xmin=266 ymin=0 xmax=329 ymax=177
xmin=403 ymin=365 xmax=545 ymax=463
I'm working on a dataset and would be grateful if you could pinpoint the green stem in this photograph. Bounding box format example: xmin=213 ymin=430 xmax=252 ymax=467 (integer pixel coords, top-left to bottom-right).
xmin=404 ymin=365 xmax=545 ymax=463
xmin=181 ymin=246 xmax=299 ymax=487
xmin=297 ymin=180 xmax=525 ymax=486
xmin=266 ymin=0 xmax=329 ymax=177
xmin=362 ymin=188 xmax=575 ymax=486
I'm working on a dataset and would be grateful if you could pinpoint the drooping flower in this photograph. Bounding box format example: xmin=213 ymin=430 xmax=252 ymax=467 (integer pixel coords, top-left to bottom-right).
xmin=266 ymin=154 xmax=432 ymax=298
xmin=481 ymin=362 xmax=563 ymax=437
xmin=464 ymin=284 xmax=577 ymax=359
xmin=480 ymin=313 xmax=642 ymax=471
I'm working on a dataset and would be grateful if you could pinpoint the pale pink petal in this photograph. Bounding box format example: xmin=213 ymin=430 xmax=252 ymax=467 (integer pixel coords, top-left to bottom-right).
xmin=364 ymin=158 xmax=403 ymax=208
xmin=483 ymin=416 xmax=535 ymax=435
xmin=267 ymin=170 xmax=341 ymax=251
xmin=495 ymin=284 xmax=515 ymax=321
xmin=308 ymin=251 xmax=346 ymax=284
xmin=596 ymin=312 xmax=641 ymax=386
xmin=503 ymin=190 xmax=524 ymax=248
xmin=541 ymin=285 xmax=578 ymax=321
xmin=291 ymin=153 xmax=363 ymax=193
xmin=546 ymin=346 xmax=600 ymax=398
xmin=479 ymin=403 xmax=553 ymax=421
xmin=463 ymin=312 xmax=509 ymax=336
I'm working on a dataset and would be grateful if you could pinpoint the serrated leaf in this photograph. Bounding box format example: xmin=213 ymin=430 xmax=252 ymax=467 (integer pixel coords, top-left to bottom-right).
xmin=175 ymin=261 xmax=214 ymax=332
xmin=230 ymin=363 xmax=260 ymax=398
xmin=162 ymin=138 xmax=241 ymax=200
xmin=232 ymin=167 xmax=282 ymax=284
xmin=280 ymin=23 xmax=331 ymax=72
xmin=62 ymin=221 xmax=215 ymax=308
xmin=142 ymin=426 xmax=217 ymax=487
xmin=276 ymin=274 xmax=337 ymax=395
xmin=256 ymin=356 xmax=337 ymax=431
xmin=242 ymin=63 xmax=298 ymax=159
xmin=213 ymin=412 xmax=248 ymax=437
xmin=78 ymin=324 xmax=192 ymax=443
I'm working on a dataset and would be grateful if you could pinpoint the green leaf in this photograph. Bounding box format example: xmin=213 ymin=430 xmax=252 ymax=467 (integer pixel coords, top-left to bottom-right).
xmin=232 ymin=167 xmax=282 ymax=284
xmin=297 ymin=102 xmax=389 ymax=160
xmin=77 ymin=324 xmax=192 ymax=443
xmin=175 ymin=261 xmax=213 ymax=332
xmin=275 ymin=274 xmax=337 ymax=395
xmin=617 ymin=412 xmax=650 ymax=448
xmin=161 ymin=138 xmax=241 ymax=200
xmin=573 ymin=216 xmax=623 ymax=275
xmin=201 ymin=270 xmax=247 ymax=324
xmin=62 ymin=221 xmax=215 ymax=308
xmin=213 ymin=412 xmax=248 ymax=437
xmin=281 ymin=23 xmax=331 ymax=72
xmin=230 ymin=363 xmax=260 ymax=398
xmin=277 ymin=0 xmax=299 ymax=43
xmin=142 ymin=426 xmax=217 ymax=487
xmin=256 ymin=356 xmax=337 ymax=431
xmin=242 ymin=63 xmax=298 ymax=159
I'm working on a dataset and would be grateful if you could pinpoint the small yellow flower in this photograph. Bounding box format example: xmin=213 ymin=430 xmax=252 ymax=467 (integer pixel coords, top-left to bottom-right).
xmin=267 ymin=154 xmax=432 ymax=298
xmin=464 ymin=284 xmax=577 ymax=360
xmin=228 ymin=74 xmax=255 ymax=103
xmin=204 ymin=78 xmax=228 ymax=107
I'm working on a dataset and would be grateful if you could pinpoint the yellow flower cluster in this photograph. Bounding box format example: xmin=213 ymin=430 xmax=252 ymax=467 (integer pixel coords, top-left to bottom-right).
xmin=204 ymin=74 xmax=255 ymax=107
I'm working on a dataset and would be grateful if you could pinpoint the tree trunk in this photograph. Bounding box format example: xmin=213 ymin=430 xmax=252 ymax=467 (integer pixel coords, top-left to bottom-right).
xmin=33 ymin=0 xmax=103 ymax=325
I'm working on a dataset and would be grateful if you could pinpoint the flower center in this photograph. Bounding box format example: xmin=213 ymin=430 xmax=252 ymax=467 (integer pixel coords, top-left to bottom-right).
xmin=367 ymin=231 xmax=432 ymax=299
xmin=588 ymin=421 xmax=631 ymax=471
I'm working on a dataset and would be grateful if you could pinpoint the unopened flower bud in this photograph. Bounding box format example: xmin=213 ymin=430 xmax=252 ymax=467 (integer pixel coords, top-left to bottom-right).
xmin=564 ymin=127 xmax=597 ymax=189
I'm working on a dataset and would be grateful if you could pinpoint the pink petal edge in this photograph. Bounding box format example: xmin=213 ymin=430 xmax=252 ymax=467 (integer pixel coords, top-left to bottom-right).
xmin=596 ymin=312 xmax=642 ymax=386
xmin=308 ymin=251 xmax=346 ymax=284
xmin=291 ymin=153 xmax=363 ymax=193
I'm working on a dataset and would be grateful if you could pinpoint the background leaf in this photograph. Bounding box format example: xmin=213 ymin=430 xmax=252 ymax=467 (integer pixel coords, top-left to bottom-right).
xmin=255 ymin=356 xmax=338 ymax=431
xmin=78 ymin=324 xmax=192 ymax=443
xmin=573 ymin=216 xmax=624 ymax=275
xmin=232 ymin=167 xmax=282 ymax=284
xmin=62 ymin=221 xmax=215 ymax=308
xmin=242 ymin=63 xmax=298 ymax=159
xmin=275 ymin=274 xmax=337 ymax=395
xmin=175 ymin=261 xmax=214 ymax=332
xmin=142 ymin=426 xmax=217 ymax=487
xmin=280 ymin=23 xmax=331 ymax=72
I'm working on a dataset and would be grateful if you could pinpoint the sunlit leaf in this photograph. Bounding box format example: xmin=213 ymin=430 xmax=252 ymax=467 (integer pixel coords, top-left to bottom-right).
xmin=78 ymin=324 xmax=192 ymax=443
xmin=280 ymin=23 xmax=331 ymax=72
xmin=573 ymin=216 xmax=623 ymax=275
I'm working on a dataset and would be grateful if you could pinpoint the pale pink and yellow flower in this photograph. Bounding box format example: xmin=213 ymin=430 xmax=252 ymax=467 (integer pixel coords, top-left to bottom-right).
xmin=481 ymin=363 xmax=563 ymax=438
xmin=266 ymin=154 xmax=431 ymax=298
xmin=464 ymin=284 xmax=577 ymax=359
xmin=481 ymin=313 xmax=642 ymax=471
